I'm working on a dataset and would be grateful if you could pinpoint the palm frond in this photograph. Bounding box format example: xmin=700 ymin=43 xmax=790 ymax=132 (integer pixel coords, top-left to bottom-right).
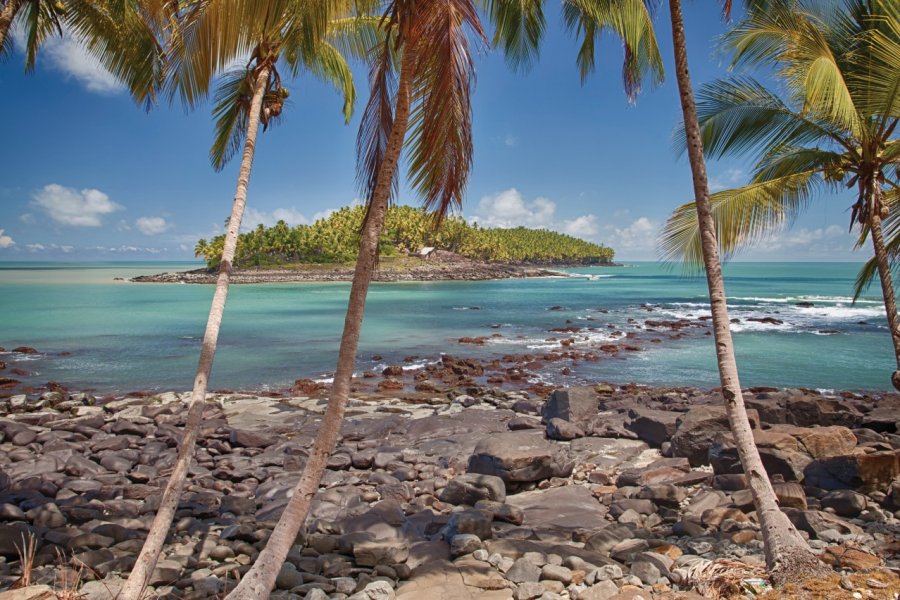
xmin=209 ymin=67 xmax=252 ymax=171
xmin=356 ymin=33 xmax=397 ymax=203
xmin=675 ymin=77 xmax=855 ymax=160
xmin=562 ymin=0 xmax=663 ymax=99
xmin=659 ymin=171 xmax=819 ymax=268
xmin=724 ymin=0 xmax=862 ymax=134
xmin=480 ymin=0 xmax=545 ymax=72
xmin=324 ymin=15 xmax=383 ymax=62
xmin=22 ymin=0 xmax=62 ymax=72
xmin=65 ymin=0 xmax=172 ymax=109
xmin=406 ymin=0 xmax=487 ymax=221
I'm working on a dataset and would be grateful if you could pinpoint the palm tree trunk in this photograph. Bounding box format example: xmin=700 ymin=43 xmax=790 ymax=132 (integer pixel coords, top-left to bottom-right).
xmin=667 ymin=0 xmax=827 ymax=586
xmin=0 ymin=0 xmax=23 ymax=48
xmin=118 ymin=63 xmax=271 ymax=600
xmin=866 ymin=184 xmax=900 ymax=390
xmin=224 ymin=49 xmax=415 ymax=600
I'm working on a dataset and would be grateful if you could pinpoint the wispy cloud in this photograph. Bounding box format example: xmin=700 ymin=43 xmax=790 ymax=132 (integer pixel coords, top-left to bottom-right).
xmin=40 ymin=34 xmax=123 ymax=94
xmin=32 ymin=184 xmax=123 ymax=227
xmin=136 ymin=216 xmax=170 ymax=235
xmin=709 ymin=168 xmax=745 ymax=192
xmin=241 ymin=206 xmax=340 ymax=231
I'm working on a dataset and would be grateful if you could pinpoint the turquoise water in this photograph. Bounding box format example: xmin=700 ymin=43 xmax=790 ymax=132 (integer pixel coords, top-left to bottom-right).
xmin=0 ymin=261 xmax=893 ymax=392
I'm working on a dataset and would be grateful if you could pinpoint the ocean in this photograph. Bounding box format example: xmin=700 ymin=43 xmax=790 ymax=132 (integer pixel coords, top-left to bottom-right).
xmin=0 ymin=261 xmax=893 ymax=393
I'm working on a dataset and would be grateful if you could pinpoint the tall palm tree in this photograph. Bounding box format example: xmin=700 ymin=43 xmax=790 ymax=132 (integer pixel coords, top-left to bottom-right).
xmin=225 ymin=1 xmax=490 ymax=597
xmin=660 ymin=0 xmax=900 ymax=390
xmin=118 ymin=2 xmax=375 ymax=598
xmin=656 ymin=0 xmax=830 ymax=583
xmin=488 ymin=0 xmax=825 ymax=584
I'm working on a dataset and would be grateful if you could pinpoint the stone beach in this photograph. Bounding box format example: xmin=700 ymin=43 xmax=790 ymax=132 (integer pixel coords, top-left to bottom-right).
xmin=0 ymin=380 xmax=899 ymax=600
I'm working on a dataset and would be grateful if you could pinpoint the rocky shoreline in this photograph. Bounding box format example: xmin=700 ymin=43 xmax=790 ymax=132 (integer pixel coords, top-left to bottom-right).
xmin=1 ymin=381 xmax=899 ymax=600
xmin=127 ymin=252 xmax=609 ymax=284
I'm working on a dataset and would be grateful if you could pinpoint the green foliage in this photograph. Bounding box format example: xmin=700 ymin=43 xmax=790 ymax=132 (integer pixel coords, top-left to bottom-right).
xmin=195 ymin=204 xmax=614 ymax=268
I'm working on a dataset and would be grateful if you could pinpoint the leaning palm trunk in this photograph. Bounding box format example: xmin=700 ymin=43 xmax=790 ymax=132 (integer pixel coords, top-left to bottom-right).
xmin=224 ymin=52 xmax=414 ymax=600
xmin=865 ymin=184 xmax=900 ymax=390
xmin=667 ymin=0 xmax=827 ymax=586
xmin=119 ymin=63 xmax=271 ymax=600
xmin=0 ymin=0 xmax=22 ymax=47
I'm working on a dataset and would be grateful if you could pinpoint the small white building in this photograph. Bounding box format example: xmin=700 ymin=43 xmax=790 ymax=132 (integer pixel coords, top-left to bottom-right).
xmin=418 ymin=247 xmax=436 ymax=259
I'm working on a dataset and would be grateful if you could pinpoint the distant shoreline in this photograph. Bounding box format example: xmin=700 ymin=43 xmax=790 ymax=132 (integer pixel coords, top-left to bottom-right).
xmin=129 ymin=251 xmax=620 ymax=284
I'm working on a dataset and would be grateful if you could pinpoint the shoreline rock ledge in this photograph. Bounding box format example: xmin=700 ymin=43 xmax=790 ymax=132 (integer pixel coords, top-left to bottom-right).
xmin=0 ymin=384 xmax=898 ymax=599
xmin=129 ymin=252 xmax=618 ymax=284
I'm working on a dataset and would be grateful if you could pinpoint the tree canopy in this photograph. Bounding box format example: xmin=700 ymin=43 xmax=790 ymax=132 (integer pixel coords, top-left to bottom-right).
xmin=194 ymin=204 xmax=615 ymax=267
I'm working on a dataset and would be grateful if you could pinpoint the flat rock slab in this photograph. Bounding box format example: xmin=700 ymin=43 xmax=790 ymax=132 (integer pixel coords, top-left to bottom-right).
xmin=505 ymin=485 xmax=608 ymax=531
xmin=396 ymin=560 xmax=513 ymax=600
xmin=568 ymin=438 xmax=649 ymax=470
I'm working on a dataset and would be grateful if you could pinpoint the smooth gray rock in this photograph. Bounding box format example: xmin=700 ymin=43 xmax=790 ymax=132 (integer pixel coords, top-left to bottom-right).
xmin=506 ymin=558 xmax=542 ymax=584
xmin=467 ymin=431 xmax=574 ymax=486
xmin=542 ymin=387 xmax=598 ymax=423
xmin=439 ymin=473 xmax=507 ymax=505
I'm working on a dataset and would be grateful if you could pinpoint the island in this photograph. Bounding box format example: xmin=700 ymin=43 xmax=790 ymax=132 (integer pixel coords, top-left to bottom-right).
xmin=133 ymin=205 xmax=617 ymax=283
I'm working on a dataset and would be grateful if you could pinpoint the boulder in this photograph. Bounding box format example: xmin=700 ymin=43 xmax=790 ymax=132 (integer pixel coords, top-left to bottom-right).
xmin=803 ymin=450 xmax=900 ymax=493
xmin=467 ymin=431 xmax=574 ymax=487
xmin=671 ymin=405 xmax=759 ymax=467
xmin=229 ymin=429 xmax=277 ymax=448
xmin=709 ymin=430 xmax=812 ymax=482
xmin=625 ymin=407 xmax=680 ymax=447
xmin=444 ymin=509 xmax=493 ymax=540
xmin=783 ymin=508 xmax=863 ymax=539
xmin=820 ymin=490 xmax=867 ymax=517
xmin=768 ymin=424 xmax=857 ymax=459
xmin=542 ymin=387 xmax=598 ymax=424
xmin=439 ymin=474 xmax=507 ymax=505
xmin=784 ymin=394 xmax=863 ymax=428
xmin=547 ymin=417 xmax=585 ymax=441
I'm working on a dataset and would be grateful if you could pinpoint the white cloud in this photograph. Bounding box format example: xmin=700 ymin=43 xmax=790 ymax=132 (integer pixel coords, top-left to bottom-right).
xmin=709 ymin=168 xmax=746 ymax=192
xmin=504 ymin=134 xmax=518 ymax=148
xmin=471 ymin=188 xmax=557 ymax=229
xmin=240 ymin=206 xmax=341 ymax=231
xmin=562 ymin=215 xmax=600 ymax=237
xmin=598 ymin=217 xmax=661 ymax=259
xmin=32 ymin=184 xmax=122 ymax=226
xmin=0 ymin=230 xmax=14 ymax=248
xmin=27 ymin=244 xmax=46 ymax=252
xmin=20 ymin=213 xmax=35 ymax=224
xmin=136 ymin=216 xmax=170 ymax=235
xmin=41 ymin=34 xmax=123 ymax=94
xmin=743 ymin=224 xmax=855 ymax=259
xmin=242 ymin=206 xmax=311 ymax=231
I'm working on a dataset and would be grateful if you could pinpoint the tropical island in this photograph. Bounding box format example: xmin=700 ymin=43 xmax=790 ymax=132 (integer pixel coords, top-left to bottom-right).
xmin=133 ymin=205 xmax=617 ymax=283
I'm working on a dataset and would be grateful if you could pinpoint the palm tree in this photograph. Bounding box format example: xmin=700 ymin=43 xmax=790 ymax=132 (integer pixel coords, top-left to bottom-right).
xmin=488 ymin=0 xmax=825 ymax=583
xmin=657 ymin=0 xmax=830 ymax=583
xmin=660 ymin=0 xmax=900 ymax=390
xmin=224 ymin=1 xmax=490 ymax=597
xmin=118 ymin=2 xmax=375 ymax=598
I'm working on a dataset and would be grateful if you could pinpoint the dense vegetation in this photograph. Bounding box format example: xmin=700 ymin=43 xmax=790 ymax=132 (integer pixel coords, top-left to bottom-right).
xmin=194 ymin=205 xmax=615 ymax=268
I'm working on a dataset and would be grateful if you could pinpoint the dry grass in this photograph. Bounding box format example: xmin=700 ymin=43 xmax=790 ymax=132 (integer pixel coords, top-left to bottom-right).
xmin=12 ymin=532 xmax=37 ymax=589
xmin=54 ymin=548 xmax=85 ymax=600
xmin=759 ymin=570 xmax=900 ymax=600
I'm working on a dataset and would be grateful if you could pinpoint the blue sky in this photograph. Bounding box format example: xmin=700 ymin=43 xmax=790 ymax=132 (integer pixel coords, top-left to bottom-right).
xmin=0 ymin=4 xmax=863 ymax=262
